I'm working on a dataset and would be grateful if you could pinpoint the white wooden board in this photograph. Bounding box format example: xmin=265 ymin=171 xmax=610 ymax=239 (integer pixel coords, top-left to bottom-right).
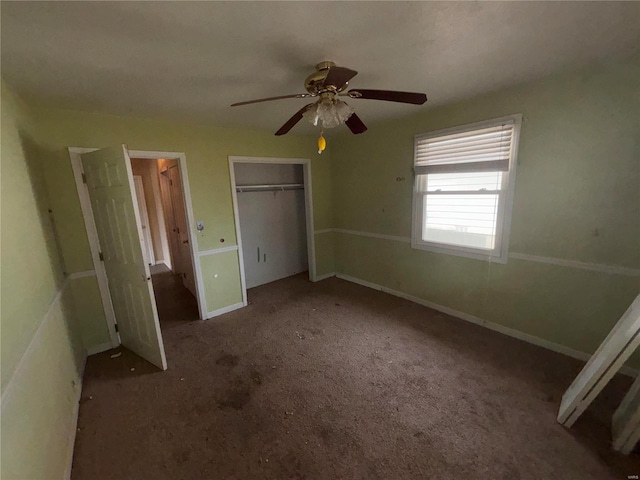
xmin=558 ymin=294 xmax=640 ymax=427
xmin=613 ymin=374 xmax=640 ymax=454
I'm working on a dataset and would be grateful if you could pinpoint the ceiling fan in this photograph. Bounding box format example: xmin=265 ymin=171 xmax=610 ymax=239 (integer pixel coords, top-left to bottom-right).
xmin=231 ymin=61 xmax=427 ymax=139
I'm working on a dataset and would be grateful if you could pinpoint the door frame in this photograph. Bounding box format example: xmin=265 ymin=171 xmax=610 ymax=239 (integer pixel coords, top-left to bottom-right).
xmin=126 ymin=150 xmax=206 ymax=321
xmin=228 ymin=156 xmax=317 ymax=305
xmin=69 ymin=148 xmax=207 ymax=337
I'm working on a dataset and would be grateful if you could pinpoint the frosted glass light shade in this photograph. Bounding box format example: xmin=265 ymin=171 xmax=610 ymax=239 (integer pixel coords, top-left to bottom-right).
xmin=303 ymin=98 xmax=355 ymax=129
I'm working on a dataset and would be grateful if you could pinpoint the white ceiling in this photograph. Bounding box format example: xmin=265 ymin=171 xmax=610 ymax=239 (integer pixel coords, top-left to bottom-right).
xmin=2 ymin=2 xmax=639 ymax=135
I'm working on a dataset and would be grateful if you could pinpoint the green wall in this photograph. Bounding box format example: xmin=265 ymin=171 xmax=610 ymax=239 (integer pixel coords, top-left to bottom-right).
xmin=1 ymin=83 xmax=85 ymax=478
xmin=330 ymin=56 xmax=640 ymax=362
xmin=27 ymin=104 xmax=334 ymax=346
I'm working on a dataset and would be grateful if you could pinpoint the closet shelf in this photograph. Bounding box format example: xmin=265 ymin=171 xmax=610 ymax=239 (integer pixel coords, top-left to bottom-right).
xmin=236 ymin=183 xmax=304 ymax=193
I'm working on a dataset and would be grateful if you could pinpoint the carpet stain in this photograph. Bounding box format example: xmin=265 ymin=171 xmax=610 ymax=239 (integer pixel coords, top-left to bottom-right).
xmin=249 ymin=370 xmax=262 ymax=385
xmin=216 ymin=353 xmax=239 ymax=367
xmin=318 ymin=427 xmax=332 ymax=443
xmin=217 ymin=384 xmax=251 ymax=410
xmin=172 ymin=447 xmax=191 ymax=465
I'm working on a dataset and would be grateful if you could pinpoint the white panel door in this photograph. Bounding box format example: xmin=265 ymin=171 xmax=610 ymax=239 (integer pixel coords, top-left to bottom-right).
xmin=81 ymin=146 xmax=167 ymax=370
xmin=159 ymin=168 xmax=180 ymax=273
xmin=168 ymin=165 xmax=196 ymax=297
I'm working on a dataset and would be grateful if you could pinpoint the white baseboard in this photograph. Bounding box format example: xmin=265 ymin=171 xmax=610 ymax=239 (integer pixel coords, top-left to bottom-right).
xmin=64 ymin=353 xmax=87 ymax=480
xmin=334 ymin=273 xmax=639 ymax=378
xmin=313 ymin=272 xmax=336 ymax=282
xmin=86 ymin=341 xmax=114 ymax=356
xmin=336 ymin=273 xmax=382 ymax=291
xmin=206 ymin=302 xmax=244 ymax=319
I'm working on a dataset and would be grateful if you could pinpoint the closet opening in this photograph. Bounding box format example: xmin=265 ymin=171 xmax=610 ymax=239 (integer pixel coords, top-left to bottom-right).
xmin=130 ymin=156 xmax=199 ymax=330
xmin=229 ymin=157 xmax=317 ymax=302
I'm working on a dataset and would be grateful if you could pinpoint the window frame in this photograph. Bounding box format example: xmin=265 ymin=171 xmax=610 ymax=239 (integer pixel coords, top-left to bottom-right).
xmin=411 ymin=114 xmax=522 ymax=263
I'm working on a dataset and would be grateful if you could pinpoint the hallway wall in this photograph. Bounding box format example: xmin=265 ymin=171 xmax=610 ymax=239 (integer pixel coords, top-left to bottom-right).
xmin=131 ymin=157 xmax=169 ymax=265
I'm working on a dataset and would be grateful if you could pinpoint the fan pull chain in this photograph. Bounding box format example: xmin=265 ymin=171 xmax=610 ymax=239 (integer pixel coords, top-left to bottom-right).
xmin=318 ymin=128 xmax=326 ymax=154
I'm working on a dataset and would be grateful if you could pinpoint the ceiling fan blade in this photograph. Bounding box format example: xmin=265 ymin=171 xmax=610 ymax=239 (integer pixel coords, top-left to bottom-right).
xmin=345 ymin=113 xmax=367 ymax=134
xmin=323 ymin=66 xmax=358 ymax=88
xmin=347 ymin=89 xmax=427 ymax=105
xmin=231 ymin=94 xmax=313 ymax=107
xmin=275 ymin=104 xmax=314 ymax=136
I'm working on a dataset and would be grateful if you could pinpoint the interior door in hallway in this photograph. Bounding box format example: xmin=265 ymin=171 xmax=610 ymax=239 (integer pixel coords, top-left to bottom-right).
xmin=133 ymin=175 xmax=155 ymax=267
xmin=81 ymin=145 xmax=167 ymax=370
xmin=159 ymin=167 xmax=180 ymax=274
xmin=167 ymin=165 xmax=196 ymax=297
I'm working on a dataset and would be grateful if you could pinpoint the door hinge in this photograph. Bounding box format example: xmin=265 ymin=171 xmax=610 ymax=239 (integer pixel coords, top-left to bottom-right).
xmin=114 ymin=323 xmax=119 ymax=333
xmin=99 ymin=251 xmax=105 ymax=261
xmin=82 ymin=173 xmax=87 ymax=184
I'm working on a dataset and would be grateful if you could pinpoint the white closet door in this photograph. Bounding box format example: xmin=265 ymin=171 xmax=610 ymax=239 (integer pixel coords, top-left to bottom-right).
xmin=238 ymin=189 xmax=308 ymax=288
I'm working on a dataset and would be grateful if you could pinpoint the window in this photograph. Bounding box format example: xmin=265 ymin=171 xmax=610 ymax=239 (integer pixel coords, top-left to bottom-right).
xmin=412 ymin=114 xmax=521 ymax=262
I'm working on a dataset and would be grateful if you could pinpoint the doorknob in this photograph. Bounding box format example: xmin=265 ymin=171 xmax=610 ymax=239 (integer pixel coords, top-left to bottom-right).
xmin=182 ymin=240 xmax=189 ymax=244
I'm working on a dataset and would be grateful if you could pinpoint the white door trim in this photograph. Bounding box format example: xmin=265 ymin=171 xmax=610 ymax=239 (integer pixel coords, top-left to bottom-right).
xmin=68 ymin=147 xmax=120 ymax=348
xmin=228 ymin=156 xmax=317 ymax=306
xmin=128 ymin=150 xmax=207 ymax=320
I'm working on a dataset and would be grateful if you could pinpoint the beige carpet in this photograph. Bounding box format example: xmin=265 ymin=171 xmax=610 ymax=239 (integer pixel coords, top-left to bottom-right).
xmin=71 ymin=274 xmax=640 ymax=479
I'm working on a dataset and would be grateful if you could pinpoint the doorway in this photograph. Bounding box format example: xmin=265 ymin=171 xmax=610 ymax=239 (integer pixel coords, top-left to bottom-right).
xmin=69 ymin=146 xmax=207 ymax=369
xmin=129 ymin=156 xmax=199 ymax=330
xmin=229 ymin=156 xmax=317 ymax=304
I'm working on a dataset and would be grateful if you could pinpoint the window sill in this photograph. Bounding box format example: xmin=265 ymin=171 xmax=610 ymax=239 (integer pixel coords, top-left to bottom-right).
xmin=411 ymin=240 xmax=508 ymax=264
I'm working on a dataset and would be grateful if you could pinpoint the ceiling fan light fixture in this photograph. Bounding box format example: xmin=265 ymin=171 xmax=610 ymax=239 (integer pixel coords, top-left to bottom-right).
xmin=231 ymin=61 xmax=425 ymax=137
xmin=302 ymin=97 xmax=355 ymax=129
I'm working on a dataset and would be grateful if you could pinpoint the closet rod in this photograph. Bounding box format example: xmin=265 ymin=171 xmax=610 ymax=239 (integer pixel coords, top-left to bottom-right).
xmin=236 ymin=183 xmax=304 ymax=193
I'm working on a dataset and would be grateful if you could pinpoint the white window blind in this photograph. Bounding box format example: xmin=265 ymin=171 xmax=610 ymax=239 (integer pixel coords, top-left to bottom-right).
xmin=414 ymin=121 xmax=515 ymax=174
xmin=412 ymin=116 xmax=520 ymax=261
